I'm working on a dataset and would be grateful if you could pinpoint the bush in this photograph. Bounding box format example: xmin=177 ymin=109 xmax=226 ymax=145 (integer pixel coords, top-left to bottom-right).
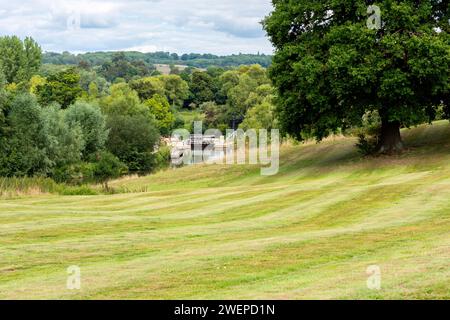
xmin=106 ymin=115 xmax=159 ymax=173
xmin=153 ymin=146 xmax=171 ymax=171
xmin=52 ymin=162 xmax=95 ymax=185
xmin=354 ymin=111 xmax=381 ymax=156
xmin=90 ymin=151 xmax=128 ymax=189
xmin=173 ymin=114 xmax=185 ymax=130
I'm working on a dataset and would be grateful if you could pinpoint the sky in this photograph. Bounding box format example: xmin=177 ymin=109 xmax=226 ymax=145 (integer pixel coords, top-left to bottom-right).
xmin=0 ymin=0 xmax=274 ymax=55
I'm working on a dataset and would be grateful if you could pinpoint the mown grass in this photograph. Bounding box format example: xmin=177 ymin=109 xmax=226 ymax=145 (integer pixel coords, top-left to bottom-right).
xmin=0 ymin=121 xmax=449 ymax=299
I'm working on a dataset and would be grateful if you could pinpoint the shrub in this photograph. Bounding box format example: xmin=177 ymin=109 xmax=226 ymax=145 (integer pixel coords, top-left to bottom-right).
xmin=90 ymin=151 xmax=128 ymax=189
xmin=52 ymin=162 xmax=95 ymax=185
xmin=106 ymin=115 xmax=159 ymax=173
xmin=153 ymin=146 xmax=171 ymax=171
xmin=354 ymin=111 xmax=382 ymax=156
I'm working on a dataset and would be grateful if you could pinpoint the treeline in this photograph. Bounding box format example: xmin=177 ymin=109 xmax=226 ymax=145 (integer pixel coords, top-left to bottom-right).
xmin=43 ymin=51 xmax=273 ymax=69
xmin=0 ymin=36 xmax=277 ymax=186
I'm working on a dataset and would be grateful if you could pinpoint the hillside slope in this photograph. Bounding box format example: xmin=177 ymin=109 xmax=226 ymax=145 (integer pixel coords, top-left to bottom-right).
xmin=0 ymin=121 xmax=449 ymax=299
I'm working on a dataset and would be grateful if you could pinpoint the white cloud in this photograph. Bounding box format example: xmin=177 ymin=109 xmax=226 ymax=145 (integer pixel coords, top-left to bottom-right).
xmin=0 ymin=0 xmax=274 ymax=55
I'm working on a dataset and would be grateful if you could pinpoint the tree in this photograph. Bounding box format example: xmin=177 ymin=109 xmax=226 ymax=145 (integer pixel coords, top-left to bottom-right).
xmin=91 ymin=151 xmax=128 ymax=190
xmin=240 ymin=99 xmax=278 ymax=132
xmin=106 ymin=115 xmax=160 ymax=173
xmin=201 ymin=101 xmax=227 ymax=130
xmin=79 ymin=69 xmax=109 ymax=96
xmin=100 ymin=52 xmax=152 ymax=82
xmin=264 ymin=0 xmax=450 ymax=153
xmin=87 ymin=82 xmax=99 ymax=100
xmin=22 ymin=37 xmax=42 ymax=81
xmin=0 ymin=71 xmax=11 ymax=173
xmin=189 ymin=71 xmax=216 ymax=106
xmin=29 ymin=75 xmax=46 ymax=95
xmin=129 ymin=77 xmax=165 ymax=101
xmin=221 ymin=65 xmax=272 ymax=128
xmin=0 ymin=94 xmax=47 ymax=176
xmin=100 ymin=83 xmax=150 ymax=118
xmin=36 ymin=67 xmax=82 ymax=108
xmin=41 ymin=104 xmax=84 ymax=171
xmin=158 ymin=75 xmax=189 ymax=107
xmin=0 ymin=36 xmax=42 ymax=84
xmin=65 ymin=101 xmax=109 ymax=157
xmin=144 ymin=94 xmax=175 ymax=135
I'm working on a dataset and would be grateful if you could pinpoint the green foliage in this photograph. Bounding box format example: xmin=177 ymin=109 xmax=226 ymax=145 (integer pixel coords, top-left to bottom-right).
xmin=0 ymin=36 xmax=42 ymax=84
xmin=90 ymin=151 xmax=128 ymax=188
xmin=36 ymin=67 xmax=82 ymax=108
xmin=129 ymin=77 xmax=165 ymax=101
xmin=188 ymin=71 xmax=216 ymax=106
xmin=144 ymin=94 xmax=175 ymax=135
xmin=158 ymin=74 xmax=189 ymax=107
xmin=38 ymin=64 xmax=68 ymax=77
xmin=201 ymin=101 xmax=226 ymax=130
xmin=79 ymin=69 xmax=109 ymax=97
xmin=211 ymin=65 xmax=274 ymax=128
xmin=41 ymin=104 xmax=84 ymax=169
xmin=0 ymin=94 xmax=48 ymax=176
xmin=0 ymin=70 xmax=8 ymax=137
xmin=29 ymin=75 xmax=46 ymax=95
xmin=240 ymin=99 xmax=278 ymax=132
xmin=227 ymin=65 xmax=271 ymax=118
xmin=353 ymin=111 xmax=382 ymax=156
xmin=106 ymin=115 xmax=160 ymax=173
xmin=53 ymin=162 xmax=95 ymax=185
xmin=0 ymin=95 xmax=89 ymax=177
xmin=99 ymin=52 xmax=154 ymax=82
xmin=153 ymin=145 xmax=171 ymax=171
xmin=264 ymin=0 xmax=450 ymax=144
xmin=100 ymin=83 xmax=150 ymax=118
xmin=65 ymin=101 xmax=108 ymax=157
xmin=87 ymin=82 xmax=99 ymax=100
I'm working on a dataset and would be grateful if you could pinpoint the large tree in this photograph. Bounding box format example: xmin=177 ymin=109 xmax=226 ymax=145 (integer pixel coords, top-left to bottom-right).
xmin=264 ymin=1 xmax=450 ymax=153
xmin=188 ymin=71 xmax=216 ymax=106
xmin=129 ymin=77 xmax=165 ymax=101
xmin=158 ymin=75 xmax=189 ymax=107
xmin=0 ymin=36 xmax=41 ymax=84
xmin=36 ymin=67 xmax=82 ymax=108
xmin=106 ymin=115 xmax=159 ymax=173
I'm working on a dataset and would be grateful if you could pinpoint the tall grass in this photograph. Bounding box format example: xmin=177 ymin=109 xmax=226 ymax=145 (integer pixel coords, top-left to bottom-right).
xmin=0 ymin=177 xmax=98 ymax=198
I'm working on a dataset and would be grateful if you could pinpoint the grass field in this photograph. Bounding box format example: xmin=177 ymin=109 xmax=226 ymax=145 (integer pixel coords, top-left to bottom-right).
xmin=0 ymin=121 xmax=449 ymax=299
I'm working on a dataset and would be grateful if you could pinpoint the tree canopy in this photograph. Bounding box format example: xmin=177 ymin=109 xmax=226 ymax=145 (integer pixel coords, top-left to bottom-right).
xmin=264 ymin=0 xmax=450 ymax=153
xmin=36 ymin=67 xmax=82 ymax=108
xmin=0 ymin=36 xmax=41 ymax=85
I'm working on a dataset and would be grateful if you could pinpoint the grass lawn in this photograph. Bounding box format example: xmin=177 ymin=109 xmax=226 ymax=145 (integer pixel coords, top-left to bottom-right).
xmin=0 ymin=121 xmax=449 ymax=299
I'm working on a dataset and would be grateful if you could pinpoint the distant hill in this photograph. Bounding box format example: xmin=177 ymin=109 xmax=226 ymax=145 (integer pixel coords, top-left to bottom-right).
xmin=43 ymin=51 xmax=273 ymax=69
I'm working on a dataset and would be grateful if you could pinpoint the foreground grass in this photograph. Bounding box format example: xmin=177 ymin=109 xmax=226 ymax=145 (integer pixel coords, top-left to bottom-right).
xmin=0 ymin=121 xmax=449 ymax=299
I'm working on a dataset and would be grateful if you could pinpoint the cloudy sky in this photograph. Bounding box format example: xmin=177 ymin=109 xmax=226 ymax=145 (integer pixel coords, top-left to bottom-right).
xmin=0 ymin=0 xmax=274 ymax=55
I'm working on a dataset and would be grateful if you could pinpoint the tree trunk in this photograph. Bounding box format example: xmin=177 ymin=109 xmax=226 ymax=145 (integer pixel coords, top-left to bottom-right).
xmin=377 ymin=120 xmax=404 ymax=154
